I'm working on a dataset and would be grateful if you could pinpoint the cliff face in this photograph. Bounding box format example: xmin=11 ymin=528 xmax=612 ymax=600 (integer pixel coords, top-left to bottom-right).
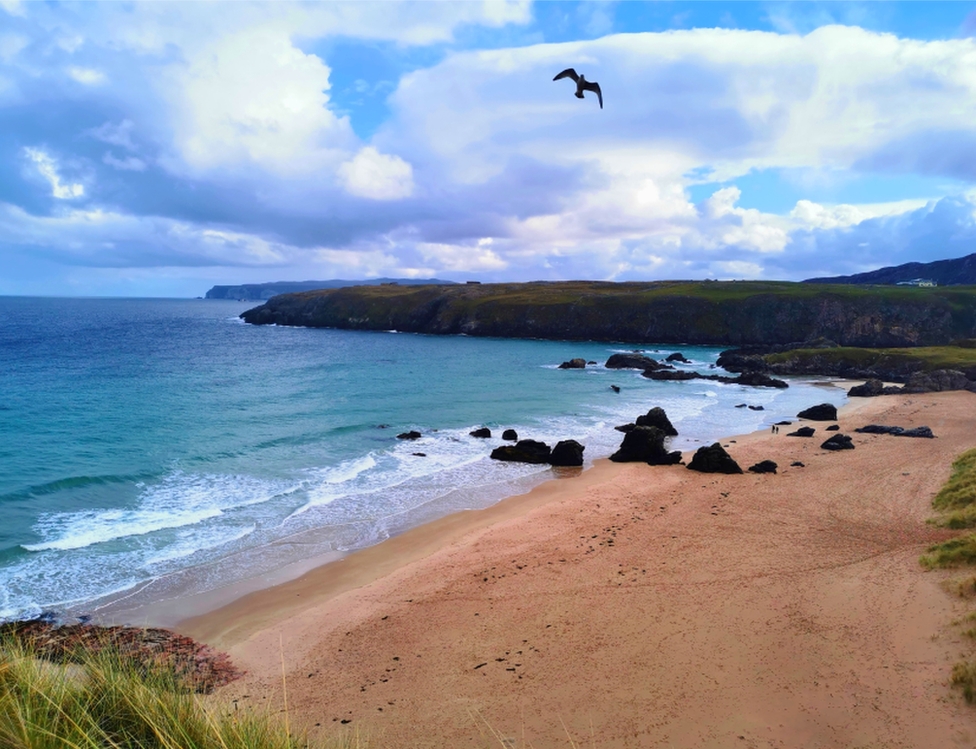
xmin=239 ymin=281 xmax=976 ymax=347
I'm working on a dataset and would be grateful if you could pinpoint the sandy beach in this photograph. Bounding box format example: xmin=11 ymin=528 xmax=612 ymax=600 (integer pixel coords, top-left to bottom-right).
xmin=181 ymin=390 xmax=976 ymax=748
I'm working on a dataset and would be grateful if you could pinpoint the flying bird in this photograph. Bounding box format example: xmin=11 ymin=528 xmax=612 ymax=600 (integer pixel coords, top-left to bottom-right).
xmin=553 ymin=68 xmax=603 ymax=109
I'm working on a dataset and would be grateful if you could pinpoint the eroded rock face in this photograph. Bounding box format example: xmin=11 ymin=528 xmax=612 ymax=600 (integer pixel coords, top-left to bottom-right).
xmin=821 ymin=434 xmax=854 ymax=450
xmin=490 ymin=439 xmax=551 ymax=464
xmin=855 ymin=424 xmax=935 ymax=438
xmin=902 ymin=369 xmax=972 ymax=393
xmin=635 ymin=407 xmax=678 ymax=436
xmin=748 ymin=460 xmax=778 ymax=474
xmin=558 ymin=358 xmax=587 ymax=370
xmin=687 ymin=443 xmax=743 ymax=474
xmin=797 ymin=403 xmax=837 ymax=421
xmin=550 ymin=440 xmax=585 ymax=466
xmin=397 ymin=430 xmax=422 ymax=440
xmin=609 ymin=426 xmax=681 ymax=465
xmin=848 ymin=379 xmax=885 ymax=397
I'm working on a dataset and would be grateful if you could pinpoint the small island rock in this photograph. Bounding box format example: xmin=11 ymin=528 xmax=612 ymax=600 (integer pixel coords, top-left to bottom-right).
xmin=502 ymin=428 xmax=518 ymax=441
xmin=469 ymin=427 xmax=492 ymax=438
xmin=558 ymin=358 xmax=587 ymax=370
xmin=397 ymin=430 xmax=422 ymax=440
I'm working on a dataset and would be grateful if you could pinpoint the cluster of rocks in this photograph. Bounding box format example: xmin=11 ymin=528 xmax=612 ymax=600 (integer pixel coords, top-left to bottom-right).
xmin=491 ymin=439 xmax=585 ymax=467
xmin=0 ymin=619 xmax=241 ymax=694
xmin=854 ymin=424 xmax=935 ymax=438
xmin=643 ymin=370 xmax=788 ymax=389
xmin=849 ymin=371 xmax=976 ymax=397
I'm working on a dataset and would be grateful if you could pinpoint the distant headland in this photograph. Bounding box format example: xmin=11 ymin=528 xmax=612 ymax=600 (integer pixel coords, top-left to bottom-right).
xmin=205 ymin=277 xmax=456 ymax=301
xmin=240 ymin=279 xmax=976 ymax=348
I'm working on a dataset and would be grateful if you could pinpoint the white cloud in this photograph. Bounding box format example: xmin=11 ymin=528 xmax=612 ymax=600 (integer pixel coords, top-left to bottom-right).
xmin=67 ymin=67 xmax=106 ymax=85
xmin=23 ymin=148 xmax=84 ymax=199
xmin=0 ymin=0 xmax=24 ymax=18
xmin=88 ymin=120 xmax=138 ymax=151
xmin=338 ymin=147 xmax=414 ymax=200
xmin=417 ymin=238 xmax=508 ymax=271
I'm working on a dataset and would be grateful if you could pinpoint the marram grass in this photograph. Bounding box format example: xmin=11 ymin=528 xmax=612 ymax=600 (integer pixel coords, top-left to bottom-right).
xmin=0 ymin=638 xmax=319 ymax=749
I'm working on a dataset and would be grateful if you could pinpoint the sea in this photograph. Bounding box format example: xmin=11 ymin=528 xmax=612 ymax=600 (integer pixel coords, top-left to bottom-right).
xmin=0 ymin=297 xmax=847 ymax=622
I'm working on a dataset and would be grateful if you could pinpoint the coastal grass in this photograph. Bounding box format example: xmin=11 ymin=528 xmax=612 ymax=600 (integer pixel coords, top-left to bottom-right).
xmin=0 ymin=638 xmax=313 ymax=749
xmin=765 ymin=345 xmax=976 ymax=375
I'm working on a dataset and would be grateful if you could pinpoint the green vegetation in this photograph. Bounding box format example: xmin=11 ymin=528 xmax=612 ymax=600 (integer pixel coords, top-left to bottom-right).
xmin=766 ymin=345 xmax=976 ymax=374
xmin=0 ymin=638 xmax=318 ymax=749
xmin=953 ymin=660 xmax=976 ymax=704
xmin=920 ymin=535 xmax=976 ymax=569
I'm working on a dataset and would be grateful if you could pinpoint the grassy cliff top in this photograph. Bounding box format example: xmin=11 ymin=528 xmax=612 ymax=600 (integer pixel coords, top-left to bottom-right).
xmin=765 ymin=344 xmax=976 ymax=372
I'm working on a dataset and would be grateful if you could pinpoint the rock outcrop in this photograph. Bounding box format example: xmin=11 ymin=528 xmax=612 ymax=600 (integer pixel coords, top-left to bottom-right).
xmin=687 ymin=443 xmax=743 ymax=474
xmin=609 ymin=427 xmax=682 ymax=465
xmin=502 ymin=429 xmax=518 ymax=441
xmin=855 ymin=424 xmax=935 ymax=438
xmin=821 ymin=434 xmax=854 ymax=450
xmin=797 ymin=403 xmax=837 ymax=421
xmin=748 ymin=460 xmax=778 ymax=474
xmin=549 ymin=440 xmax=585 ymax=466
xmin=635 ymin=407 xmax=678 ymax=436
xmin=558 ymin=358 xmax=587 ymax=369
xmin=397 ymin=430 xmax=422 ymax=440
xmin=490 ymin=440 xmax=551 ymax=464
xmin=606 ymin=353 xmax=663 ymax=370
xmin=469 ymin=427 xmax=491 ymax=438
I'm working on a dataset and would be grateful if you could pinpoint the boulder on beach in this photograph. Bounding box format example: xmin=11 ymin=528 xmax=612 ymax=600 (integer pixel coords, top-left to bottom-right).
xmin=791 ymin=461 xmax=805 ymax=467
xmin=609 ymin=426 xmax=682 ymax=465
xmin=901 ymin=426 xmax=935 ymax=438
xmin=502 ymin=428 xmax=518 ymax=441
xmin=821 ymin=434 xmax=854 ymax=451
xmin=855 ymin=424 xmax=904 ymax=435
xmin=787 ymin=426 xmax=816 ymax=437
xmin=397 ymin=430 xmax=422 ymax=440
xmin=775 ymin=420 xmax=792 ymax=426
xmin=635 ymin=406 xmax=678 ymax=436
xmin=549 ymin=440 xmax=585 ymax=466
xmin=825 ymin=424 xmax=840 ymax=431
xmin=848 ymin=379 xmax=885 ymax=397
xmin=748 ymin=460 xmax=778 ymax=474
xmin=490 ymin=439 xmax=552 ymax=464
xmin=666 ymin=352 xmax=691 ymax=363
xmin=687 ymin=443 xmax=743 ymax=474
xmin=748 ymin=405 xmax=765 ymax=411
xmin=558 ymin=358 xmax=587 ymax=370
xmin=469 ymin=427 xmax=492 ymax=438
xmin=797 ymin=403 xmax=838 ymax=421
xmin=606 ymin=353 xmax=664 ymax=370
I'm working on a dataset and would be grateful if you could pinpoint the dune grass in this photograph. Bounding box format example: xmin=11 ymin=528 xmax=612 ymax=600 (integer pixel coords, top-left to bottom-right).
xmin=0 ymin=637 xmax=313 ymax=749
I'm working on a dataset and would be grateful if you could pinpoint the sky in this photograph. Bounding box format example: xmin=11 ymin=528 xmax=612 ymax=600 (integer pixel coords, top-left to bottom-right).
xmin=2 ymin=1 xmax=976 ymax=297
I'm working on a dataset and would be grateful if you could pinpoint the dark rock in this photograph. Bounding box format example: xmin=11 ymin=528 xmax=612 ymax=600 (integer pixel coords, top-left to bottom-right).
xmin=787 ymin=426 xmax=816 ymax=437
xmin=412 ymin=452 xmax=427 ymax=457
xmin=609 ymin=426 xmax=682 ymax=465
xmin=848 ymin=379 xmax=885 ymax=397
xmin=747 ymin=405 xmax=765 ymax=411
xmin=490 ymin=439 xmax=552 ymax=464
xmin=558 ymin=358 xmax=586 ymax=370
xmin=902 ymin=369 xmax=972 ymax=393
xmin=735 ymin=403 xmax=747 ymax=408
xmin=610 ymin=385 xmax=620 ymax=393
xmin=821 ymin=433 xmax=854 ymax=450
xmin=731 ymin=372 xmax=789 ymax=389
xmin=855 ymin=424 xmax=904 ymax=435
xmin=376 ymin=424 xmax=390 ymax=429
xmin=791 ymin=461 xmax=805 ymax=467
xmin=635 ymin=406 xmax=678 ymax=436
xmin=397 ymin=430 xmax=422 ymax=440
xmin=775 ymin=420 xmax=792 ymax=425
xmin=469 ymin=427 xmax=492 ymax=438
xmin=900 ymin=426 xmax=935 ymax=438
xmin=615 ymin=423 xmax=636 ymax=433
xmin=748 ymin=460 xmax=778 ymax=474
xmin=606 ymin=353 xmax=666 ymax=370
xmin=549 ymin=440 xmax=585 ymax=466
xmin=825 ymin=424 xmax=840 ymax=431
xmin=643 ymin=370 xmax=700 ymax=381
xmin=687 ymin=443 xmax=743 ymax=474
xmin=502 ymin=428 xmax=518 ymax=441
xmin=666 ymin=352 xmax=691 ymax=363
xmin=797 ymin=403 xmax=837 ymax=421
xmin=587 ymin=360 xmax=597 ymax=365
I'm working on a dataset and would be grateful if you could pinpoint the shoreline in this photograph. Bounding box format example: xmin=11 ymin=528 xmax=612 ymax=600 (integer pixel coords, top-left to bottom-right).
xmin=179 ymin=389 xmax=976 ymax=747
xmin=96 ymin=377 xmax=852 ymax=633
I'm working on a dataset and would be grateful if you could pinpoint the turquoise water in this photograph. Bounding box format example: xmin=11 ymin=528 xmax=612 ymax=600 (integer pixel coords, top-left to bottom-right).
xmin=0 ymin=297 xmax=846 ymax=620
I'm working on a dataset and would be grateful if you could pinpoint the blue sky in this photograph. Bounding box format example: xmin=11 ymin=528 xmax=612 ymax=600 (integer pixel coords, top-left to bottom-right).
xmin=2 ymin=1 xmax=976 ymax=297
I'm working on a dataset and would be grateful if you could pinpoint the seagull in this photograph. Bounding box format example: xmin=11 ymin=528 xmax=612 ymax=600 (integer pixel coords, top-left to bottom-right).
xmin=553 ymin=68 xmax=603 ymax=109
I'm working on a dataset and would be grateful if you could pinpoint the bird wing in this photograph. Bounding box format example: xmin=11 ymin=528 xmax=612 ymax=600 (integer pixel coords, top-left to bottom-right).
xmin=582 ymin=80 xmax=603 ymax=109
xmin=553 ymin=68 xmax=579 ymax=83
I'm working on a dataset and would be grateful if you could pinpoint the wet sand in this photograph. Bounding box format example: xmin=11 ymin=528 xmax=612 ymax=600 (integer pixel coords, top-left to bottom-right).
xmin=182 ymin=391 xmax=976 ymax=748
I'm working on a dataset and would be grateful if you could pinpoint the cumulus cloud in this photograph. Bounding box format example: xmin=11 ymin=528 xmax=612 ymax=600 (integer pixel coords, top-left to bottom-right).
xmin=2 ymin=8 xmax=976 ymax=293
xmin=67 ymin=67 xmax=105 ymax=86
xmin=338 ymin=147 xmax=414 ymax=200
